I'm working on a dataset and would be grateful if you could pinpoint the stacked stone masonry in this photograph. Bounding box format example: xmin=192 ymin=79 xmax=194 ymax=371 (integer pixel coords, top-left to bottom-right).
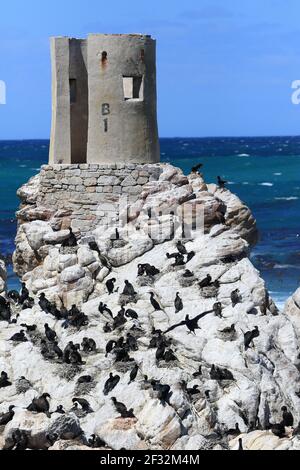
xmin=36 ymin=163 xmax=162 ymax=233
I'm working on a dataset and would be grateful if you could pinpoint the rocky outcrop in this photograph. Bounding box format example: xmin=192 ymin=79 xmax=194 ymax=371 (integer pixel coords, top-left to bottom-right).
xmin=230 ymin=431 xmax=300 ymax=451
xmin=2 ymin=163 xmax=297 ymax=451
xmin=0 ymin=256 xmax=6 ymax=295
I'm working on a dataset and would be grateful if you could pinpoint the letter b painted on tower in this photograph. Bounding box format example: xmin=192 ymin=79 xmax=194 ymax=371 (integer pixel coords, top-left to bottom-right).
xmin=102 ymin=103 xmax=110 ymax=115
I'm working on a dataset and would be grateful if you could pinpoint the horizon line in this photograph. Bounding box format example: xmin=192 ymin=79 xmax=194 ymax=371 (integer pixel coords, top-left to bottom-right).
xmin=1 ymin=134 xmax=300 ymax=142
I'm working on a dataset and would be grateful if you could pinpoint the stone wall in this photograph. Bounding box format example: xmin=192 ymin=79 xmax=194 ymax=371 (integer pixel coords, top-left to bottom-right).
xmin=36 ymin=163 xmax=162 ymax=233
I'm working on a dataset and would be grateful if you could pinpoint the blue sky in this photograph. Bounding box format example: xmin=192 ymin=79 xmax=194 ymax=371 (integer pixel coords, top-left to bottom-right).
xmin=0 ymin=0 xmax=300 ymax=139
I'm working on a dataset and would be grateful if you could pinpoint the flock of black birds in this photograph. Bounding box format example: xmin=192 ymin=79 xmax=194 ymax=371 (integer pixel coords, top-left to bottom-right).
xmin=0 ymin=185 xmax=294 ymax=449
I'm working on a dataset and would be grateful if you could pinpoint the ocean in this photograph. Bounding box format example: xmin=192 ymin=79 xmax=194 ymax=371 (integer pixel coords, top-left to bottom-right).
xmin=1 ymin=137 xmax=299 ymax=309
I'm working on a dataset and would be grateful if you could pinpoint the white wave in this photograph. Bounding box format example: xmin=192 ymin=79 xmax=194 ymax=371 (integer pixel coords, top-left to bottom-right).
xmin=19 ymin=164 xmax=27 ymax=168
xmin=275 ymin=197 xmax=298 ymax=201
xmin=273 ymin=264 xmax=300 ymax=269
xmin=237 ymin=153 xmax=250 ymax=157
xmin=242 ymin=182 xmax=249 ymax=185
xmin=274 ymin=173 xmax=282 ymax=176
xmin=260 ymin=182 xmax=273 ymax=187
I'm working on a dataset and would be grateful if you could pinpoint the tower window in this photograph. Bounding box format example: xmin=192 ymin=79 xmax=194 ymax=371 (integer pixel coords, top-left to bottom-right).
xmin=123 ymin=76 xmax=143 ymax=101
xmin=69 ymin=79 xmax=77 ymax=104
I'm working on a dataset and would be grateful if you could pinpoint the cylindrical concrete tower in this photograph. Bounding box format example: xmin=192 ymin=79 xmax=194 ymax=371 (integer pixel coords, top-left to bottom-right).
xmin=49 ymin=33 xmax=160 ymax=165
xmin=87 ymin=34 xmax=160 ymax=164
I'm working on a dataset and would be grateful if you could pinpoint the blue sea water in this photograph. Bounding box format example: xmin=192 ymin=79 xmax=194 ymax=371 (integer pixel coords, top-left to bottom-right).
xmin=0 ymin=137 xmax=300 ymax=308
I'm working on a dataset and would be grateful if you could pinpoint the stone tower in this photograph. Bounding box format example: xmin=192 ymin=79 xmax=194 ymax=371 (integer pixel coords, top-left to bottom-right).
xmin=49 ymin=34 xmax=160 ymax=165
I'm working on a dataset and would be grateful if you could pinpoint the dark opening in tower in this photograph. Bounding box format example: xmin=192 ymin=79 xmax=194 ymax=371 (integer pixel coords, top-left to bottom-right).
xmin=123 ymin=76 xmax=144 ymax=101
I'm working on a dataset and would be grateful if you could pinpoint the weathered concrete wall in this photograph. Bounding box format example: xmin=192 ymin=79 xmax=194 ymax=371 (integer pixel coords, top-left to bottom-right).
xmin=36 ymin=163 xmax=162 ymax=233
xmin=86 ymin=34 xmax=160 ymax=164
xmin=49 ymin=37 xmax=71 ymax=165
xmin=49 ymin=34 xmax=160 ymax=165
xmin=69 ymin=39 xmax=88 ymax=164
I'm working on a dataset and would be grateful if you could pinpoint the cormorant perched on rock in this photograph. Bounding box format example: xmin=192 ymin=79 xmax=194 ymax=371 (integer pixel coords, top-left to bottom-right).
xmin=61 ymin=227 xmax=78 ymax=248
xmin=0 ymin=405 xmax=15 ymax=425
xmin=113 ymin=309 xmax=127 ymax=330
xmin=219 ymin=324 xmax=236 ymax=335
xmin=20 ymin=323 xmax=37 ymax=332
xmin=0 ymin=297 xmax=11 ymax=322
xmin=129 ymin=364 xmax=139 ymax=384
xmin=199 ymin=274 xmax=212 ymax=288
xmin=148 ymin=330 xmax=169 ymax=349
xmin=231 ymin=289 xmax=242 ymax=307
xmin=150 ymin=292 xmax=163 ymax=311
xmin=99 ymin=302 xmax=113 ymax=318
xmin=52 ymin=405 xmax=65 ymax=415
xmin=53 ymin=341 xmax=63 ymax=359
xmin=226 ymin=423 xmax=241 ymax=438
xmin=191 ymin=163 xmax=203 ymax=174
xmin=213 ymin=302 xmax=223 ymax=318
xmin=69 ymin=348 xmax=85 ymax=365
xmin=271 ymin=422 xmax=286 ymax=438
xmin=9 ymin=330 xmax=28 ymax=342
xmin=173 ymin=253 xmax=185 ymax=266
xmin=164 ymin=349 xmax=177 ymax=362
xmin=151 ymin=381 xmax=171 ymax=406
xmin=281 ymin=406 xmax=294 ymax=427
xmin=106 ymin=278 xmax=116 ymax=295
xmin=125 ymin=309 xmax=139 ymax=320
xmin=176 ymin=241 xmax=188 ymax=255
xmin=115 ymin=228 xmax=120 ymax=240
xmin=210 ymin=364 xmax=234 ymax=381
xmin=39 ymin=293 xmax=51 ymax=314
xmin=175 ymin=292 xmax=183 ymax=313
xmin=19 ymin=282 xmax=30 ymax=304
xmin=103 ymin=373 xmax=120 ymax=396
xmin=180 ymin=381 xmax=200 ymax=397
xmin=44 ymin=324 xmax=57 ymax=342
xmin=72 ymin=398 xmax=94 ymax=414
xmin=88 ymin=241 xmax=111 ymax=270
xmin=183 ymin=270 xmax=194 ymax=278
xmin=126 ymin=333 xmax=138 ymax=351
xmin=244 ymin=326 xmax=260 ymax=350
xmin=7 ymin=290 xmax=20 ymax=302
xmin=78 ymin=375 xmax=92 ymax=384
xmin=103 ymin=322 xmax=112 ymax=333
xmin=0 ymin=371 xmax=12 ymax=388
xmin=81 ymin=337 xmax=97 ymax=353
xmin=123 ymin=280 xmax=137 ymax=296
xmin=166 ymin=252 xmax=178 ymax=259
xmin=22 ymin=297 xmax=35 ymax=310
xmin=62 ymin=342 xmax=83 ymax=364
xmin=113 ymin=345 xmax=133 ymax=363
xmin=138 ymin=264 xmax=160 ymax=276
xmin=27 ymin=393 xmax=51 ymax=417
xmin=111 ymin=397 xmax=135 ymax=418
xmin=6 ymin=429 xmax=28 ymax=451
xmin=217 ymin=176 xmax=227 ymax=189
xmin=164 ymin=309 xmax=214 ymax=335
xmin=186 ymin=251 xmax=195 ymax=263
xmin=88 ymin=434 xmax=107 ymax=449
xmin=193 ymin=366 xmax=202 ymax=378
xmin=105 ymin=340 xmax=117 ymax=357
xmin=156 ymin=343 xmax=166 ymax=363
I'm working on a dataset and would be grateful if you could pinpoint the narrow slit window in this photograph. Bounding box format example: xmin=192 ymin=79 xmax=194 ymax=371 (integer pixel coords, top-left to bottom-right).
xmin=123 ymin=76 xmax=143 ymax=101
xmin=69 ymin=79 xmax=77 ymax=104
